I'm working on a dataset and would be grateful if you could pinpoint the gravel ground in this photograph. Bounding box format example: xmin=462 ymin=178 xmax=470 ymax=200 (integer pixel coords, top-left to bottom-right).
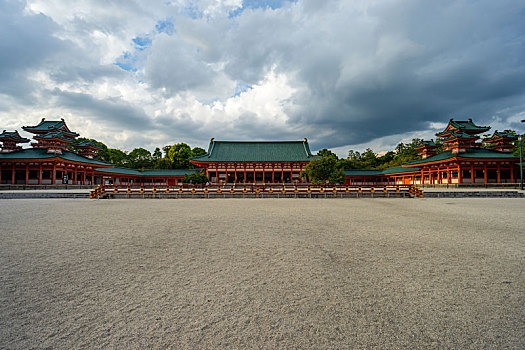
xmin=0 ymin=198 xmax=524 ymax=349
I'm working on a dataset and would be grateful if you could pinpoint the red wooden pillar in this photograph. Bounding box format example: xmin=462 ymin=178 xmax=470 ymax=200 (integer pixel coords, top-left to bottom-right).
xmin=73 ymin=165 xmax=77 ymax=185
xmin=25 ymin=164 xmax=29 ymax=184
xmin=272 ymin=168 xmax=275 ymax=183
xmin=281 ymin=167 xmax=284 ymax=183
xmin=262 ymin=167 xmax=265 ymax=184
xmin=484 ymin=164 xmax=487 ymax=184
xmin=215 ymin=162 xmax=218 ymax=184
xmin=458 ymin=165 xmax=462 ymax=184
xmin=0 ymin=165 xmax=2 ymax=184
xmin=12 ymin=163 xmax=15 ymax=185
xmin=52 ymin=163 xmax=56 ymax=184
xmin=38 ymin=165 xmax=42 ymax=185
xmin=497 ymin=163 xmax=501 ymax=183
xmin=510 ymin=165 xmax=514 ymax=183
xmin=470 ymin=164 xmax=474 ymax=183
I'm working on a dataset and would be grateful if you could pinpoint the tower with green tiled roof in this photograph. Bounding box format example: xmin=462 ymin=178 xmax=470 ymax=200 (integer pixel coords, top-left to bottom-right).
xmin=22 ymin=118 xmax=79 ymax=154
xmin=22 ymin=118 xmax=79 ymax=138
xmin=32 ymin=130 xmax=76 ymax=154
xmin=414 ymin=139 xmax=440 ymax=159
xmin=435 ymin=118 xmax=489 ymax=154
xmin=0 ymin=130 xmax=30 ymax=153
xmin=435 ymin=118 xmax=490 ymax=138
xmin=75 ymin=140 xmax=103 ymax=159
xmin=482 ymin=130 xmax=517 ymax=153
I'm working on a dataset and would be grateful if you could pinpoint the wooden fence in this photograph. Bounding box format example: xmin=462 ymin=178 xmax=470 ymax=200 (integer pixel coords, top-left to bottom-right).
xmin=90 ymin=184 xmax=423 ymax=199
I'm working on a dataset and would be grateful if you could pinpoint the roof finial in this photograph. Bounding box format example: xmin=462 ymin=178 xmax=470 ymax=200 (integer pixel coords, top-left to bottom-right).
xmin=303 ymin=137 xmax=307 ymax=142
xmin=210 ymin=137 xmax=215 ymax=143
xmin=468 ymin=118 xmax=472 ymax=122
xmin=41 ymin=117 xmax=45 ymax=122
xmin=61 ymin=118 xmax=64 ymax=121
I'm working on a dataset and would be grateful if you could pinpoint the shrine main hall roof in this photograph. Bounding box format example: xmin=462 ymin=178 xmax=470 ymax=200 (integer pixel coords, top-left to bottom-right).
xmin=191 ymin=140 xmax=314 ymax=163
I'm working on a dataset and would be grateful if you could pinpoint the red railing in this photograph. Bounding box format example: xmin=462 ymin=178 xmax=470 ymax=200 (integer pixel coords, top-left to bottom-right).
xmin=91 ymin=184 xmax=422 ymax=198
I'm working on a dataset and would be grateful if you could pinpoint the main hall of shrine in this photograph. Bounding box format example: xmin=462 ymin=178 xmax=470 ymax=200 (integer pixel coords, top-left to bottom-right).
xmin=0 ymin=117 xmax=521 ymax=186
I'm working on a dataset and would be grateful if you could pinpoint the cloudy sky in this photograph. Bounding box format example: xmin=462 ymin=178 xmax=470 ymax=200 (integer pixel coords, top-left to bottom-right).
xmin=1 ymin=0 xmax=524 ymax=156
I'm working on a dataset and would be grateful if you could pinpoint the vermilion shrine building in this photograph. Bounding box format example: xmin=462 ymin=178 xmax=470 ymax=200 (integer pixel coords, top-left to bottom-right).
xmin=344 ymin=119 xmax=520 ymax=185
xmin=0 ymin=119 xmax=196 ymax=186
xmin=190 ymin=139 xmax=314 ymax=183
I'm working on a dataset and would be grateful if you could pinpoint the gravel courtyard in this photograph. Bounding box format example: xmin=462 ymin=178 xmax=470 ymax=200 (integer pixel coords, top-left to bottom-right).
xmin=0 ymin=198 xmax=524 ymax=349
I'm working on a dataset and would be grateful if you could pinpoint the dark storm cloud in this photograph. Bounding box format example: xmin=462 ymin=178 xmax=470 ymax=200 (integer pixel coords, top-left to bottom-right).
xmin=281 ymin=0 xmax=525 ymax=149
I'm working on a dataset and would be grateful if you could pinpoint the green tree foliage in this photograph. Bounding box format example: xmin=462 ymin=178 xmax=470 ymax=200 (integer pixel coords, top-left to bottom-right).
xmin=376 ymin=139 xmax=423 ymax=170
xmin=152 ymin=147 xmax=162 ymax=160
xmin=181 ymin=172 xmax=209 ymax=184
xmin=191 ymin=147 xmax=206 ymax=157
xmin=73 ymin=137 xmax=128 ymax=166
xmin=317 ymin=148 xmax=338 ymax=159
xmin=162 ymin=145 xmax=172 ymax=158
xmin=154 ymin=158 xmax=172 ymax=169
xmin=512 ymin=134 xmax=523 ymax=157
xmin=337 ymin=138 xmax=425 ymax=170
xmin=106 ymin=148 xmax=128 ymax=167
xmin=168 ymin=143 xmax=192 ymax=169
xmin=127 ymin=148 xmax=153 ymax=169
xmin=302 ymin=155 xmax=345 ymax=184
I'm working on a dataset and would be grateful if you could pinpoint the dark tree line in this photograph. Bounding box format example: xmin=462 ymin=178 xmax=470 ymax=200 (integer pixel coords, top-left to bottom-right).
xmin=73 ymin=138 xmax=206 ymax=170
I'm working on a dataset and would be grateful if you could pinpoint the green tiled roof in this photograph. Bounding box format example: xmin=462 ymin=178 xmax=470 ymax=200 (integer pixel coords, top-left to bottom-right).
xmin=415 ymin=140 xmax=439 ymax=149
xmin=34 ymin=131 xmax=74 ymax=142
xmin=0 ymin=130 xmax=29 ymax=143
xmin=344 ymin=169 xmax=382 ymax=176
xmin=403 ymin=148 xmax=518 ymax=166
xmin=22 ymin=118 xmax=79 ymax=137
xmin=483 ymin=130 xmax=518 ymax=142
xmin=0 ymin=148 xmax=113 ymax=166
xmin=436 ymin=118 xmax=490 ymax=137
xmin=191 ymin=140 xmax=313 ymax=163
xmin=440 ymin=131 xmax=478 ymax=142
xmin=344 ymin=167 xmax=421 ymax=176
xmin=380 ymin=166 xmax=420 ymax=175
xmin=76 ymin=140 xmax=102 ymax=149
xmin=95 ymin=167 xmax=201 ymax=177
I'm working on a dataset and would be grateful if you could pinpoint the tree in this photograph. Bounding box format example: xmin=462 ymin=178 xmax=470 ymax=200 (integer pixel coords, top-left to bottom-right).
xmin=191 ymin=147 xmax=206 ymax=157
xmin=154 ymin=157 xmax=172 ymax=169
xmin=152 ymin=147 xmax=162 ymax=160
xmin=181 ymin=172 xmax=208 ymax=184
xmin=127 ymin=148 xmax=153 ymax=169
xmin=168 ymin=143 xmax=192 ymax=169
xmin=317 ymin=148 xmax=338 ymax=159
xmin=301 ymin=155 xmax=345 ymax=184
xmin=106 ymin=148 xmax=128 ymax=167
xmin=162 ymin=145 xmax=172 ymax=158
